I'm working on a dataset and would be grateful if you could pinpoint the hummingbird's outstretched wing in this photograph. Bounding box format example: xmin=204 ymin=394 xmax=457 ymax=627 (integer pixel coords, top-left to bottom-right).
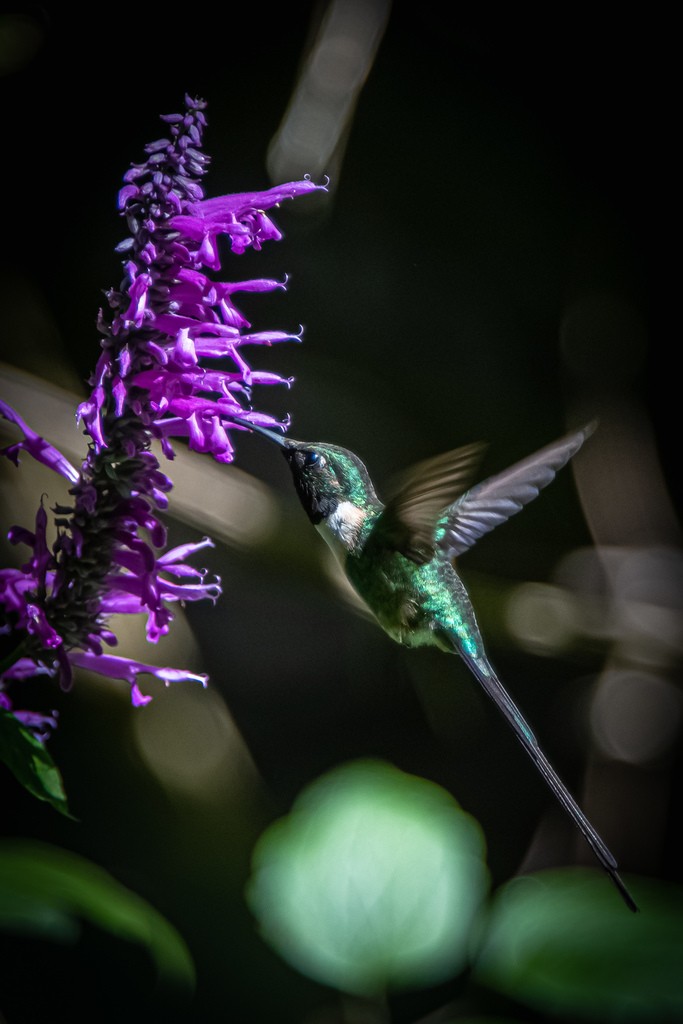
xmin=377 ymin=442 xmax=488 ymax=564
xmin=436 ymin=423 xmax=596 ymax=562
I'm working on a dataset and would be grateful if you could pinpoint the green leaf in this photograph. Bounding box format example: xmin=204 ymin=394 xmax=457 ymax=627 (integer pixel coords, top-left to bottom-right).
xmin=473 ymin=867 xmax=683 ymax=1022
xmin=246 ymin=758 xmax=490 ymax=996
xmin=0 ymin=840 xmax=196 ymax=990
xmin=0 ymin=707 xmax=72 ymax=816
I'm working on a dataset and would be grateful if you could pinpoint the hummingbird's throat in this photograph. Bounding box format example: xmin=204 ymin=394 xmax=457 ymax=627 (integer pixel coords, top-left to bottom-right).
xmin=318 ymin=500 xmax=366 ymax=555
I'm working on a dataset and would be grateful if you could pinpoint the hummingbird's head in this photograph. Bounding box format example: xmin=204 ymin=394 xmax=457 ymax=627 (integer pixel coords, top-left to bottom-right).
xmin=281 ymin=440 xmax=380 ymax=525
xmin=236 ymin=419 xmax=379 ymax=526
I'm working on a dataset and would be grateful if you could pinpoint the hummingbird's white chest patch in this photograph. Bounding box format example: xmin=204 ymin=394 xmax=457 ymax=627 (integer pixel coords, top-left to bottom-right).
xmin=317 ymin=500 xmax=366 ymax=557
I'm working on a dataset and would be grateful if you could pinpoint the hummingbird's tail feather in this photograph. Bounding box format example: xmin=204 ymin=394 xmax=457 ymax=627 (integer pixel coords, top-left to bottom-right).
xmin=463 ymin=653 xmax=638 ymax=912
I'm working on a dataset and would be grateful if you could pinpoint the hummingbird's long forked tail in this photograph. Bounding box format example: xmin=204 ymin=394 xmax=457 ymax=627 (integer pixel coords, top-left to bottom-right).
xmin=461 ymin=651 xmax=638 ymax=912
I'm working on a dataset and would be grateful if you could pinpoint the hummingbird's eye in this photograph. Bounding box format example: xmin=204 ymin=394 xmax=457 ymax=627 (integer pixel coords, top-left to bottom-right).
xmin=304 ymin=450 xmax=321 ymax=467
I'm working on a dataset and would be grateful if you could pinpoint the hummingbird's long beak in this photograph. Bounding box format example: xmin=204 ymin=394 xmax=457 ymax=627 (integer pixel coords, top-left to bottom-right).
xmin=233 ymin=416 xmax=292 ymax=448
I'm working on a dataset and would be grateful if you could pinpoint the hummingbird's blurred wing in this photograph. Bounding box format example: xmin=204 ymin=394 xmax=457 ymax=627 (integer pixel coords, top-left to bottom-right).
xmin=436 ymin=423 xmax=595 ymax=561
xmin=376 ymin=442 xmax=487 ymax=564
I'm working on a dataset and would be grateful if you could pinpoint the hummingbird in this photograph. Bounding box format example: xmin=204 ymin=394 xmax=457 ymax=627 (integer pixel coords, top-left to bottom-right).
xmin=236 ymin=416 xmax=637 ymax=912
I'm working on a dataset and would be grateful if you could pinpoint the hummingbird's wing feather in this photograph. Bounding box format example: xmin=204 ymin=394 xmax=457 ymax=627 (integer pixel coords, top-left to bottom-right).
xmin=377 ymin=442 xmax=488 ymax=564
xmin=437 ymin=424 xmax=595 ymax=561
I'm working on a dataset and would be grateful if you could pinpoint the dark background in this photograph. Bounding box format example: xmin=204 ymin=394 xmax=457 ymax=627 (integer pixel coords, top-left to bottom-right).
xmin=1 ymin=4 xmax=678 ymax=1022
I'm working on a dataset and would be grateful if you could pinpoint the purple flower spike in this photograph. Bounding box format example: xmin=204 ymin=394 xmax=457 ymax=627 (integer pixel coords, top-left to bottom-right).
xmin=1 ymin=95 xmax=322 ymax=738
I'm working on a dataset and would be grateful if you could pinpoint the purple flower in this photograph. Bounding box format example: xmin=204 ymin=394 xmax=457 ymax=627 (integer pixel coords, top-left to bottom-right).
xmin=0 ymin=95 xmax=324 ymax=729
xmin=0 ymin=400 xmax=79 ymax=483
